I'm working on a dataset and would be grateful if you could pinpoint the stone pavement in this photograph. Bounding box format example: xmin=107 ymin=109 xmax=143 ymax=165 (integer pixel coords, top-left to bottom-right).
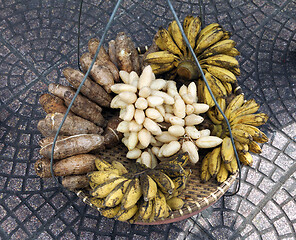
xmin=0 ymin=0 xmax=295 ymax=239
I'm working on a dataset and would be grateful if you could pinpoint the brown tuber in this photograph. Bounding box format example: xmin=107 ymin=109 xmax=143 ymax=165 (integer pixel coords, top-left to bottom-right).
xmin=63 ymin=68 xmax=111 ymax=107
xmin=39 ymin=93 xmax=74 ymax=116
xmin=62 ymin=175 xmax=89 ymax=190
xmin=35 ymin=154 xmax=96 ymax=178
xmin=39 ymin=134 xmax=105 ymax=160
xmin=103 ymin=116 xmax=124 ymax=148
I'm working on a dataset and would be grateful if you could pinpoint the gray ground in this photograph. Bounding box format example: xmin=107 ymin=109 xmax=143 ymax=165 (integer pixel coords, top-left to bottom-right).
xmin=0 ymin=0 xmax=295 ymax=239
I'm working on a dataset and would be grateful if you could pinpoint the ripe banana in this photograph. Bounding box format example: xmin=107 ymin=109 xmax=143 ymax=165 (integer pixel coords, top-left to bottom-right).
xmin=155 ymin=161 xmax=185 ymax=178
xmin=88 ymin=170 xmax=120 ymax=185
xmin=216 ymin=161 xmax=228 ymax=183
xmin=201 ymin=152 xmax=211 ymax=182
xmin=100 ymin=205 xmax=121 ymax=218
xmin=183 ymin=15 xmax=194 ymax=36
xmin=234 ymin=140 xmax=249 ymax=153
xmin=221 ymin=137 xmax=235 ymax=164
xmin=248 ymin=141 xmax=262 ymax=154
xmin=195 ymin=23 xmax=220 ymax=47
xmin=139 ymin=174 xmax=157 ymax=201
xmin=186 ymin=16 xmax=201 ymax=50
xmin=95 ymin=158 xmax=113 ymax=171
xmin=230 ymin=113 xmax=268 ymax=126
xmin=199 ymin=54 xmax=239 ymax=72
xmin=103 ymin=179 xmax=131 ymax=207
xmin=91 ymin=177 xmax=127 ymax=198
xmin=166 ymin=197 xmax=184 ymax=210
xmin=221 ymin=81 xmax=233 ymax=95
xmin=168 ymin=152 xmax=189 ymax=167
xmin=156 ymin=27 xmax=183 ymax=57
xmin=199 ymin=39 xmax=236 ymax=59
xmin=238 ymin=151 xmax=253 ymax=166
xmin=208 ymin=147 xmax=221 ymax=176
xmin=154 ymin=190 xmax=167 ymax=219
xmin=116 ymin=204 xmax=138 ymax=221
xmin=224 ymin=47 xmax=240 ymax=57
xmin=139 ymin=199 xmax=153 ymax=220
xmin=168 ymin=20 xmax=187 ymax=54
xmin=229 ymin=99 xmax=260 ymax=122
xmin=111 ymin=161 xmax=128 ymax=175
xmin=146 ymin=51 xmax=179 ymax=64
xmin=89 ymin=197 xmax=104 ymax=209
xmin=215 ymin=97 xmax=226 ymax=121
xmin=147 ymin=169 xmax=175 ymax=194
xmin=205 ymin=65 xmax=237 ymax=83
xmin=232 ymin=129 xmax=253 ymax=144
xmin=224 ymin=94 xmax=244 ymax=119
xmin=150 ymin=62 xmax=175 ymax=75
xmin=207 ymin=109 xmax=223 ymax=125
xmin=224 ymin=157 xmax=238 ymax=174
xmin=203 ymin=84 xmax=216 ymax=108
xmin=121 ymin=178 xmax=142 ymax=210
xmin=204 ymin=71 xmax=227 ymax=98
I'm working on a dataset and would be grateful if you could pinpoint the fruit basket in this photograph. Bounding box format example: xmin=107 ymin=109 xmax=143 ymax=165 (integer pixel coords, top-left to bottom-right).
xmin=34 ymin=0 xmax=269 ymax=225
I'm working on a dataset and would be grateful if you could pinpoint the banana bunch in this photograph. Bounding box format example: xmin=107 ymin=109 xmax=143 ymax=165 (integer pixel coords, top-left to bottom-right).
xmin=88 ymin=153 xmax=191 ymax=223
xmin=144 ymin=16 xmax=240 ymax=98
xmin=201 ymin=94 xmax=269 ymax=183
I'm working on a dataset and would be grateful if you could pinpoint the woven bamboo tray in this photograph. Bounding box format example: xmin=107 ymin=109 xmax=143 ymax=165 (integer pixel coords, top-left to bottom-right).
xmin=74 ymin=140 xmax=238 ymax=225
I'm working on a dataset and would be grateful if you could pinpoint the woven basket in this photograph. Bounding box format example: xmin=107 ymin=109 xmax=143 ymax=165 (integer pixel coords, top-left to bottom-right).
xmin=74 ymin=138 xmax=238 ymax=225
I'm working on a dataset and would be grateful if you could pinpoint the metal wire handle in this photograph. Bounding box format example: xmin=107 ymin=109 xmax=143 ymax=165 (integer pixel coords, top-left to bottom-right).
xmin=50 ymin=0 xmax=241 ymax=196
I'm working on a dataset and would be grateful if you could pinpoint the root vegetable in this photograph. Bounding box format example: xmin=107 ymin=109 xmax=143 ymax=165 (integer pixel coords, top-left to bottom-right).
xmin=63 ymin=90 xmax=105 ymax=126
xmin=39 ymin=135 xmax=68 ymax=147
xmin=168 ymin=125 xmax=185 ymax=137
xmin=155 ymin=131 xmax=178 ymax=143
xmin=138 ymin=128 xmax=151 ymax=148
xmin=35 ymin=154 xmax=97 ymax=178
xmin=182 ymin=141 xmax=199 ymax=164
xmin=48 ymin=83 xmax=74 ymax=99
xmin=108 ymin=40 xmax=118 ymax=67
xmin=62 ymin=175 xmax=89 ymax=189
xmin=63 ymin=68 xmax=111 ymax=107
xmin=39 ymin=134 xmax=105 ymax=160
xmin=126 ymin=148 xmax=142 ymax=159
xmin=143 ymin=118 xmax=162 ymax=135
xmin=111 ymin=84 xmax=137 ymax=94
xmin=39 ymin=93 xmax=73 ymax=115
xmin=115 ymin=32 xmax=133 ymax=72
xmin=80 ymin=52 xmax=114 ymax=93
xmin=88 ymin=38 xmax=120 ymax=82
xmin=184 ymin=114 xmax=204 ymax=126
xmin=37 ymin=119 xmax=54 ymax=137
xmin=162 ymin=141 xmax=181 ymax=157
xmin=41 ymin=113 xmax=103 ymax=136
xmin=103 ymin=116 xmax=124 ymax=148
xmin=127 ymin=37 xmax=141 ymax=75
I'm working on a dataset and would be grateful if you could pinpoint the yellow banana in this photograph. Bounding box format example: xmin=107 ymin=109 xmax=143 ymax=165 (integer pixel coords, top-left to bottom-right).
xmin=230 ymin=113 xmax=268 ymax=126
xmin=221 ymin=136 xmax=235 ymax=164
xmin=208 ymin=147 xmax=221 ymax=176
xmin=95 ymin=158 xmax=113 ymax=171
xmin=224 ymin=157 xmax=238 ymax=174
xmin=168 ymin=152 xmax=189 ymax=167
xmin=116 ymin=204 xmax=138 ymax=222
xmin=166 ymin=197 xmax=184 ymax=210
xmin=203 ymin=84 xmax=216 ymax=108
xmin=222 ymin=81 xmax=233 ymax=95
xmin=154 ymin=190 xmax=167 ymax=219
xmin=87 ymin=170 xmax=120 ymax=185
xmin=229 ymin=99 xmax=260 ymax=122
xmin=231 ymin=129 xmax=253 ymax=144
xmin=139 ymin=199 xmax=153 ymax=220
xmin=195 ymin=23 xmax=220 ymax=46
xmin=248 ymin=141 xmax=262 ymax=154
xmin=204 ymin=71 xmax=227 ymax=97
xmin=199 ymin=54 xmax=239 ymax=71
xmin=224 ymin=47 xmax=240 ymax=57
xmin=147 ymin=170 xmax=175 ymax=195
xmin=183 ymin=15 xmax=195 ymax=36
xmin=156 ymin=27 xmax=183 ymax=57
xmin=238 ymin=151 xmax=253 ymax=166
xmin=145 ymin=51 xmax=179 ymax=64
xmin=199 ymin=39 xmax=236 ymax=59
xmin=111 ymin=161 xmax=128 ymax=175
xmin=221 ymin=30 xmax=231 ymax=40
xmin=201 ymin=152 xmax=212 ymax=182
xmin=195 ymin=28 xmax=224 ymax=55
xmin=91 ymin=177 xmax=127 ymax=198
xmin=231 ymin=124 xmax=264 ymax=141
xmin=128 ymin=211 xmax=140 ymax=224
xmin=103 ymin=179 xmax=131 ymax=207
xmin=216 ymin=161 xmax=229 ymax=183
xmin=89 ymin=197 xmax=104 ymax=209
xmin=121 ymin=178 xmax=142 ymax=210
xmin=155 ymin=161 xmax=185 ymax=178
xmin=168 ymin=20 xmax=187 ymax=54
xmin=216 ymin=97 xmax=226 ymax=121
xmin=197 ymin=78 xmax=205 ymax=102
xmin=234 ymin=140 xmax=249 ymax=153
xmin=207 ymin=108 xmax=223 ymax=125
xmin=139 ymin=174 xmax=157 ymax=202
xmin=224 ymin=94 xmax=245 ymax=119
xmin=186 ymin=16 xmax=201 ymax=50
xmin=150 ymin=62 xmax=175 ymax=75
xmin=205 ymin=65 xmax=237 ymax=83
xmin=100 ymin=205 xmax=121 ymax=218
xmin=211 ymin=124 xmax=223 ymax=138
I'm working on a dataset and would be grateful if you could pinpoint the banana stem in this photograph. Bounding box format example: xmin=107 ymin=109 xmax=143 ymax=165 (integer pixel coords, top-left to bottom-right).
xmin=176 ymin=60 xmax=200 ymax=81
